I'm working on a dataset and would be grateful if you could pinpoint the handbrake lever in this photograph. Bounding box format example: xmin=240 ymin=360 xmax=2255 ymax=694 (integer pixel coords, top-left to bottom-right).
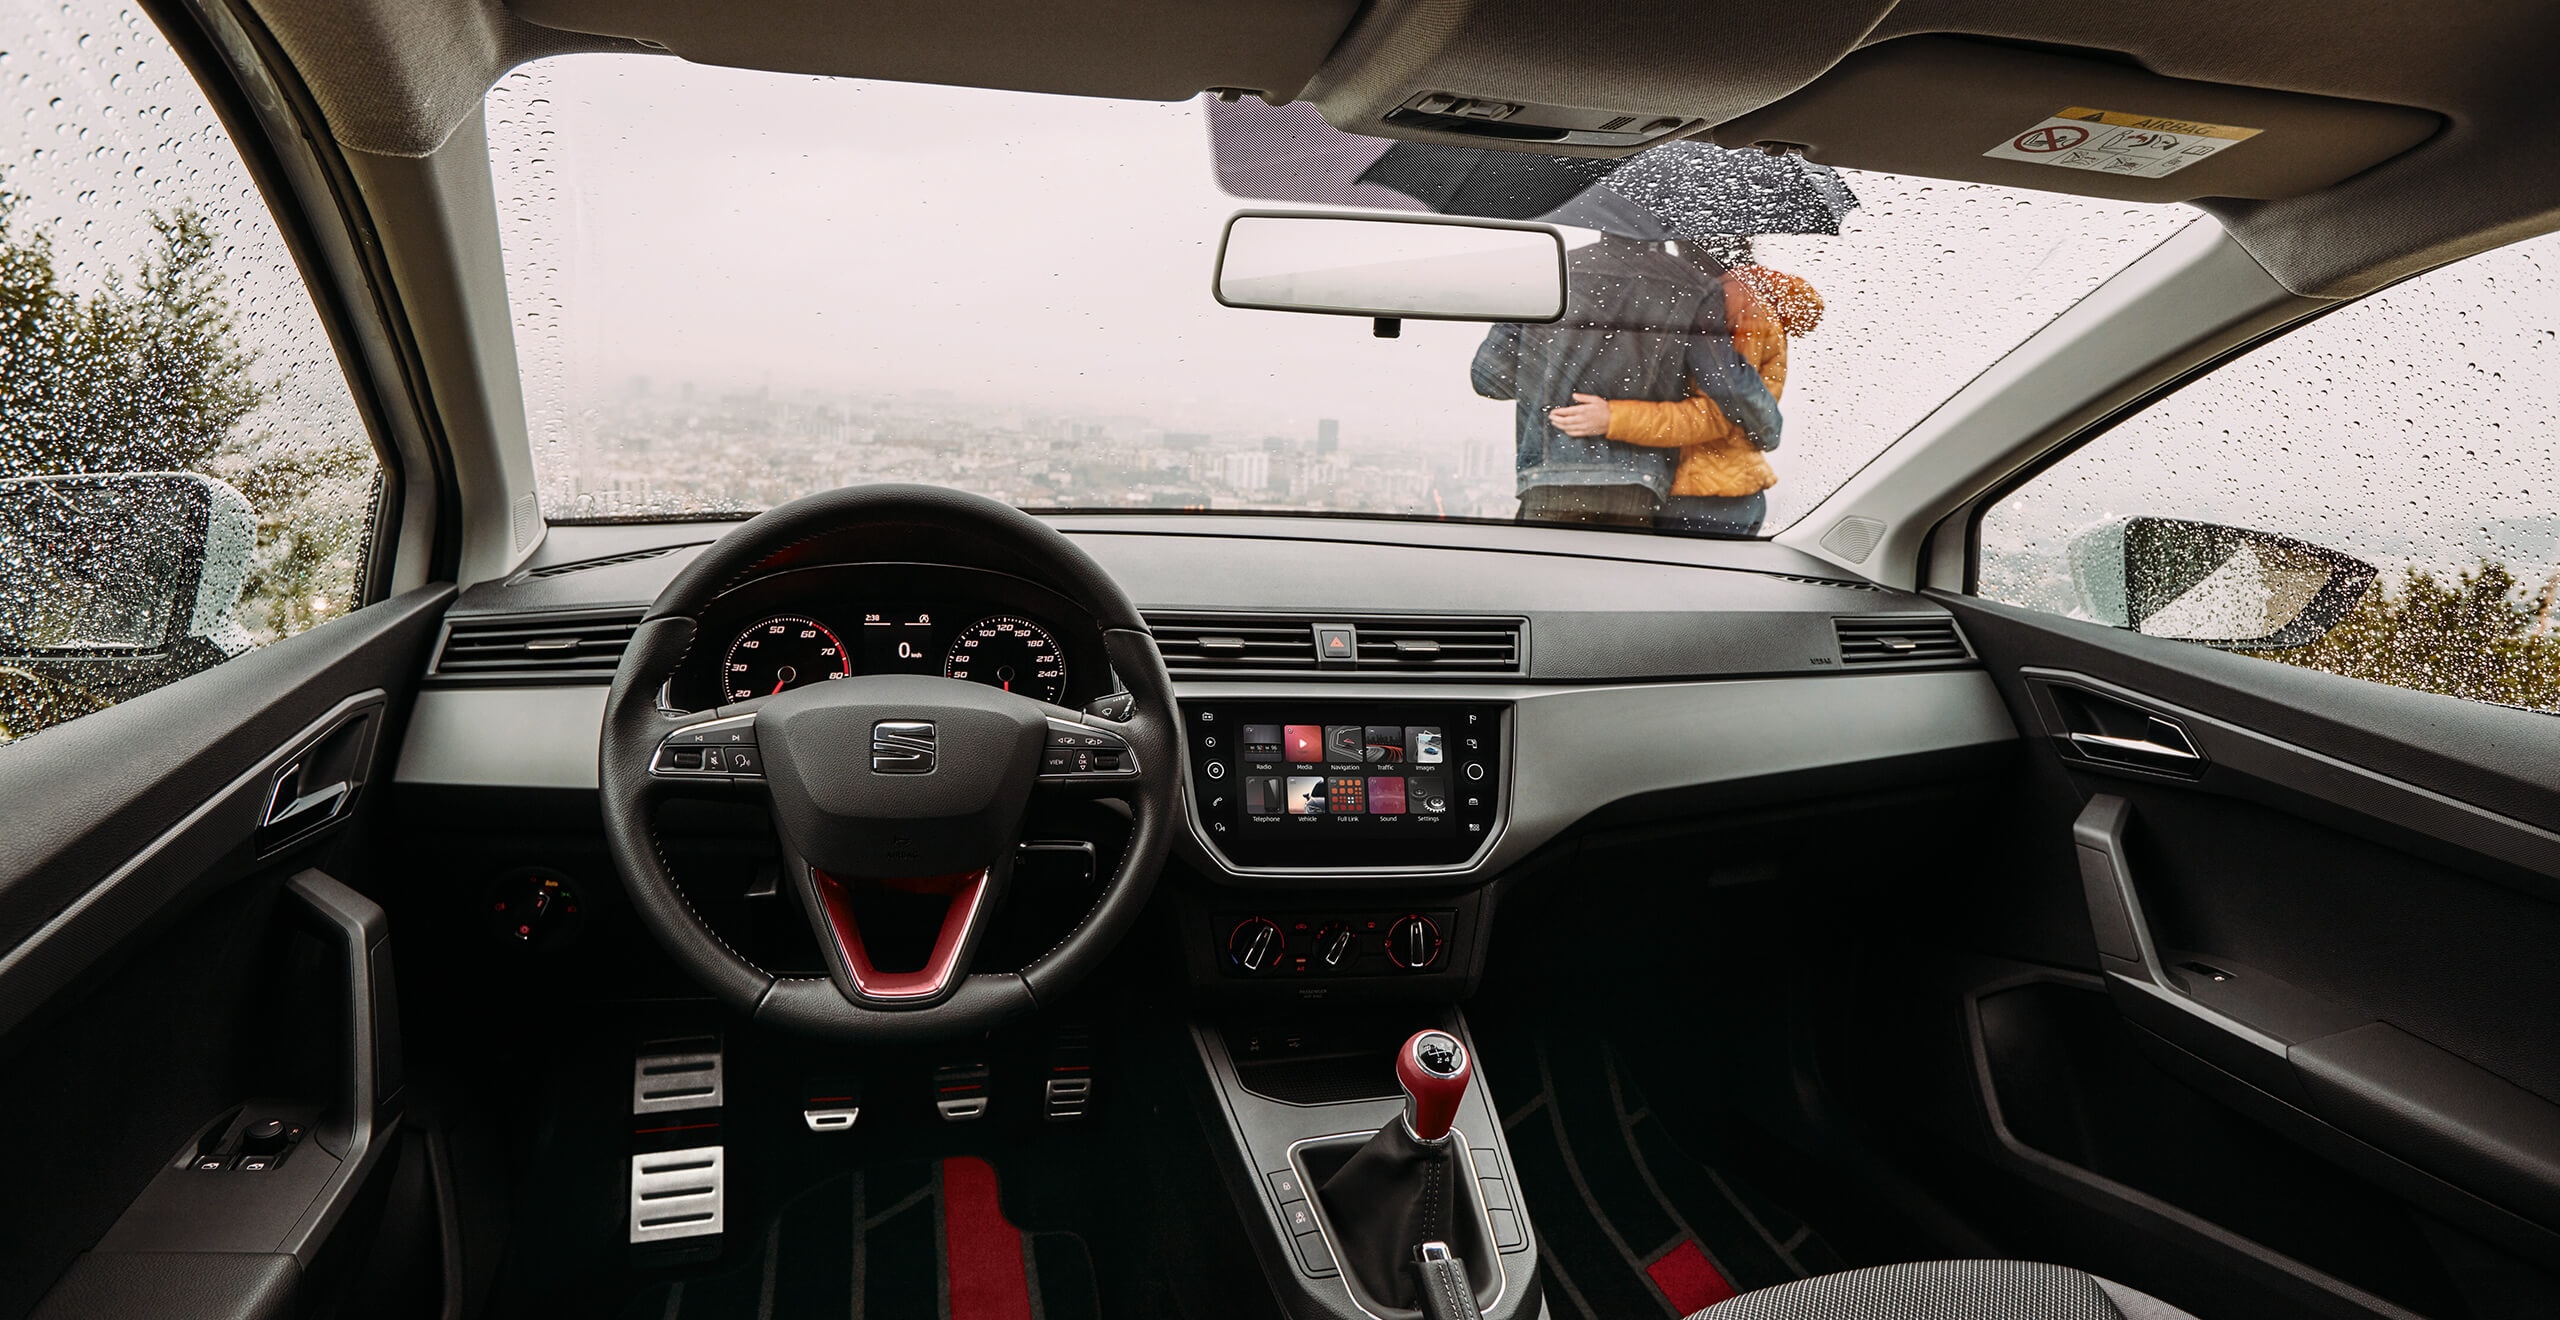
xmin=1409 ymin=1241 xmax=1485 ymax=1320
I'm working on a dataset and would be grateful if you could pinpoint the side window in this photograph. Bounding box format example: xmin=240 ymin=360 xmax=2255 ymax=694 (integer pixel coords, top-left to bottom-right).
xmin=1979 ymin=230 xmax=2560 ymax=710
xmin=0 ymin=0 xmax=381 ymax=745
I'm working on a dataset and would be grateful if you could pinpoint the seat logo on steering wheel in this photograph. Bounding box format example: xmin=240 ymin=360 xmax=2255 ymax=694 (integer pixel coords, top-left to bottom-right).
xmin=870 ymin=720 xmax=939 ymax=774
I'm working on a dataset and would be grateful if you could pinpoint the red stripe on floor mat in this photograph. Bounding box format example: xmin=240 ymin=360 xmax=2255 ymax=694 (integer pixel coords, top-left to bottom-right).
xmin=1646 ymin=1239 xmax=1738 ymax=1313
xmin=942 ymin=1156 xmax=1032 ymax=1320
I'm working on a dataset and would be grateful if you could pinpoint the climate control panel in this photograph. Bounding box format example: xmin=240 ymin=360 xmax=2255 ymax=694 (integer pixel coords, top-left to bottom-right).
xmin=1214 ymin=909 xmax=1457 ymax=978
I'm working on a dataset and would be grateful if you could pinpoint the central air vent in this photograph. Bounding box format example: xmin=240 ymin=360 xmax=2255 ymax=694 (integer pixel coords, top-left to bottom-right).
xmin=1146 ymin=614 xmax=1322 ymax=672
xmin=1144 ymin=613 xmax=1525 ymax=677
xmin=1834 ymin=614 xmax=1971 ymax=666
xmin=513 ymin=544 xmax=682 ymax=582
xmin=1352 ymin=621 xmax=1521 ymax=672
xmin=432 ymin=609 xmax=645 ymax=682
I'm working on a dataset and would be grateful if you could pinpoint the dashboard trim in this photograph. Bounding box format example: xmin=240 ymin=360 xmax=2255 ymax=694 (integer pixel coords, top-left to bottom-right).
xmin=389 ymin=673 xmax=2021 ymax=876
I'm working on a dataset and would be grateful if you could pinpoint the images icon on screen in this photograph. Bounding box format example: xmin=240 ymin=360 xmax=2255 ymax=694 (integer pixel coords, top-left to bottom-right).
xmin=1242 ymin=725 xmax=1283 ymax=763
xmin=1285 ymin=776 xmax=1327 ymax=815
xmin=1410 ymin=727 xmax=1444 ymax=764
xmin=1244 ymin=775 xmax=1283 ymax=815
xmin=1324 ymin=725 xmax=1366 ymax=763
xmin=1283 ymin=726 xmax=1326 ymax=763
xmin=1407 ymin=773 xmax=1450 ymax=814
xmin=1367 ymin=776 xmax=1406 ymax=814
xmin=1328 ymin=776 xmax=1367 ymax=814
xmin=1363 ymin=726 xmax=1406 ymax=763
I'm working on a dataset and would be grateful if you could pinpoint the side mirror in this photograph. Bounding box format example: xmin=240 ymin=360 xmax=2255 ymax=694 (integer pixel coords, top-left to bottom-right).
xmin=2068 ymin=515 xmax=2376 ymax=650
xmin=1213 ymin=210 xmax=1567 ymax=324
xmin=0 ymin=471 xmax=257 ymax=660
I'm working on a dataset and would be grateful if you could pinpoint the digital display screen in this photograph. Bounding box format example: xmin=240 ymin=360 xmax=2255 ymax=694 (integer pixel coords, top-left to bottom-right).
xmin=1187 ymin=703 xmax=1503 ymax=868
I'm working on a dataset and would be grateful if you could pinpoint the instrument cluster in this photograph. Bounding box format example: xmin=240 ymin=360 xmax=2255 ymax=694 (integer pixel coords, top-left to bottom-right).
xmin=674 ymin=564 xmax=1105 ymax=711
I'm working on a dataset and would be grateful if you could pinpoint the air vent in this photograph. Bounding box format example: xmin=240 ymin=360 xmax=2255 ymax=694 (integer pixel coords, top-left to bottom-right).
xmin=1145 ymin=613 xmax=1524 ymax=678
xmin=1765 ymin=572 xmax=1881 ymax=591
xmin=513 ymin=545 xmax=681 ymax=582
xmin=1352 ymin=621 xmax=1522 ymax=673
xmin=432 ymin=610 xmax=645 ymax=682
xmin=1833 ymin=615 xmax=1971 ymax=666
xmin=1146 ymin=614 xmax=1321 ymax=672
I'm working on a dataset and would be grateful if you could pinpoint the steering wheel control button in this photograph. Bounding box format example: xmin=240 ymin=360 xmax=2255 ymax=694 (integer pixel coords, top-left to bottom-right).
xmin=1036 ymin=717 xmax=1138 ymax=781
xmin=651 ymin=713 xmax=761 ymax=780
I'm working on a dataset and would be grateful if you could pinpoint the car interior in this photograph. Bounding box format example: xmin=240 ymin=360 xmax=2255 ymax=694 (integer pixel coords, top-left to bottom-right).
xmin=6 ymin=1 xmax=2560 ymax=1319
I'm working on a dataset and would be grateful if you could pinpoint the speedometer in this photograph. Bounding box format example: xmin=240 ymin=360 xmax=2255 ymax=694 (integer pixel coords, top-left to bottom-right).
xmin=723 ymin=615 xmax=850 ymax=701
xmin=942 ymin=615 xmax=1066 ymax=702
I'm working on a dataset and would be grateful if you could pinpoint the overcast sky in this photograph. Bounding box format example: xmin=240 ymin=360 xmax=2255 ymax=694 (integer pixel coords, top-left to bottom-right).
xmin=486 ymin=56 xmax=2199 ymax=528
xmin=16 ymin=2 xmax=2557 ymax=573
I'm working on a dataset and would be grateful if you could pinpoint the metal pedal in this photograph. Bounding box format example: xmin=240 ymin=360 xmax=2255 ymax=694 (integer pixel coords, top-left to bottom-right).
xmin=933 ymin=1060 xmax=990 ymax=1121
xmin=629 ymin=1146 xmax=724 ymax=1243
xmin=1045 ymin=1021 xmax=1096 ymax=1122
xmin=633 ymin=1036 xmax=723 ymax=1116
xmin=803 ymin=1077 xmax=861 ymax=1132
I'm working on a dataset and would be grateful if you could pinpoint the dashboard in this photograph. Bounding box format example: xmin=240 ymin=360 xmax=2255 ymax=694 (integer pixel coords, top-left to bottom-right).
xmin=665 ymin=562 xmax=1113 ymax=713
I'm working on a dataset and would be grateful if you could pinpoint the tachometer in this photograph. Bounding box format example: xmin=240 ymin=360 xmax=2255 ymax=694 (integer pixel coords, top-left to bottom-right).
xmin=724 ymin=615 xmax=850 ymax=701
xmin=942 ymin=615 xmax=1065 ymax=702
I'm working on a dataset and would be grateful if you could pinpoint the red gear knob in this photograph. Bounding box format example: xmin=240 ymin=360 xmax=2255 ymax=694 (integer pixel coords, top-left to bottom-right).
xmin=1396 ymin=1029 xmax=1471 ymax=1143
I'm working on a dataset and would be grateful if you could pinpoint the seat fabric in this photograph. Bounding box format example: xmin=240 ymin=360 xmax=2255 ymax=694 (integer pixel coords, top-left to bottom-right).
xmin=1686 ymin=1260 xmax=2199 ymax=1320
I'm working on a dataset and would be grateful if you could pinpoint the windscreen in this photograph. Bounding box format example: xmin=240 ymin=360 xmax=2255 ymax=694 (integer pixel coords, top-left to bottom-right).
xmin=488 ymin=56 xmax=2198 ymax=536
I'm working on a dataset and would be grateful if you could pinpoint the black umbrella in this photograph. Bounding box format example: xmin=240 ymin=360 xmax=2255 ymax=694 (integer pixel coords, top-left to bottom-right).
xmin=1357 ymin=137 xmax=1858 ymax=239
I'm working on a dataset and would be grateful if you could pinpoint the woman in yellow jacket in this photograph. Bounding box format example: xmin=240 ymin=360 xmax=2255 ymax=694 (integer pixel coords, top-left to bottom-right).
xmin=1546 ymin=263 xmax=1823 ymax=536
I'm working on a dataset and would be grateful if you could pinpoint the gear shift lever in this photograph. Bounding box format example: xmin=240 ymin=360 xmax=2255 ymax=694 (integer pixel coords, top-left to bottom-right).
xmin=1315 ymin=1030 xmax=1492 ymax=1316
xmin=1398 ymin=1029 xmax=1471 ymax=1142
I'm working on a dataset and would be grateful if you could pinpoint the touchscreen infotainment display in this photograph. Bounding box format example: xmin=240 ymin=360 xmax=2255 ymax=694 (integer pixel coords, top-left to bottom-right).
xmin=1183 ymin=702 xmax=1505 ymax=868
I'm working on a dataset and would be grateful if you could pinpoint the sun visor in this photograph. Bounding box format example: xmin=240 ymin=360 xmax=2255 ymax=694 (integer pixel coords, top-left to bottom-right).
xmin=506 ymin=0 xmax=1362 ymax=103
xmin=1712 ymin=37 xmax=2441 ymax=203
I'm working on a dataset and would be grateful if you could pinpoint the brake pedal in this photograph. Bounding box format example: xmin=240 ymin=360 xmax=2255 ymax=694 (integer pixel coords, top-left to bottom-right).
xmin=633 ymin=1036 xmax=723 ymax=1116
xmin=934 ymin=1060 xmax=990 ymax=1121
xmin=803 ymin=1077 xmax=861 ymax=1132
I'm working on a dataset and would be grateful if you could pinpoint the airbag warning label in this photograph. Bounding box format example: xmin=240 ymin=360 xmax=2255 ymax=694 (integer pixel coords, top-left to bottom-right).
xmin=1982 ymin=107 xmax=2260 ymax=179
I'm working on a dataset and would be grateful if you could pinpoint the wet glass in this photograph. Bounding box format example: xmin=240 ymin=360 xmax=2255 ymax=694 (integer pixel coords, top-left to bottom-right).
xmin=488 ymin=56 xmax=2194 ymax=533
xmin=0 ymin=0 xmax=380 ymax=744
xmin=1982 ymin=229 xmax=2560 ymax=710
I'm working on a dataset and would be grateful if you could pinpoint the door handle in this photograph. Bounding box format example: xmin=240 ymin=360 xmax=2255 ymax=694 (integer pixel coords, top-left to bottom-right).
xmin=266 ymin=776 xmax=352 ymax=830
xmin=2067 ymin=731 xmax=2200 ymax=763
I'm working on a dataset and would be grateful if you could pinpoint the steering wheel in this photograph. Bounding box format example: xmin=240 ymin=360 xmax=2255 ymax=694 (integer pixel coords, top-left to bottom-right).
xmin=598 ymin=485 xmax=1180 ymax=1041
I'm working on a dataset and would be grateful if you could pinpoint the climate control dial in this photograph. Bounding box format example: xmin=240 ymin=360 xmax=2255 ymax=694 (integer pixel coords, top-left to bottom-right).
xmin=1386 ymin=913 xmax=1444 ymax=970
xmin=1227 ymin=917 xmax=1285 ymax=973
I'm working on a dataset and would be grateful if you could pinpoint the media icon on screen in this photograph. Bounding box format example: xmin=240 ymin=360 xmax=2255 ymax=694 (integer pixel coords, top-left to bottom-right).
xmin=1241 ymin=725 xmax=1283 ymax=763
xmin=1407 ymin=774 xmax=1450 ymax=814
xmin=1324 ymin=725 xmax=1366 ymax=763
xmin=1283 ymin=725 xmax=1326 ymax=763
xmin=1285 ymin=776 xmax=1327 ymax=815
xmin=1363 ymin=726 xmax=1406 ymax=763
xmin=1328 ymin=776 xmax=1367 ymax=814
xmin=1244 ymin=775 xmax=1283 ymax=815
xmin=1367 ymin=776 xmax=1406 ymax=814
xmin=1410 ymin=728 xmax=1444 ymax=764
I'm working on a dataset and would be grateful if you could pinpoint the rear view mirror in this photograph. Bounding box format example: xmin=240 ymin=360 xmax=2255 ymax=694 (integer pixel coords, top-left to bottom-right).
xmin=1213 ymin=211 xmax=1567 ymax=324
xmin=2068 ymin=515 xmax=2377 ymax=650
xmin=0 ymin=471 xmax=256 ymax=659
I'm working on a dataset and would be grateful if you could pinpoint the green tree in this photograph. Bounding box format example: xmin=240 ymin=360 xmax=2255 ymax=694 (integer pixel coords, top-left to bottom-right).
xmin=2269 ymin=560 xmax=2560 ymax=711
xmin=0 ymin=189 xmax=266 ymax=476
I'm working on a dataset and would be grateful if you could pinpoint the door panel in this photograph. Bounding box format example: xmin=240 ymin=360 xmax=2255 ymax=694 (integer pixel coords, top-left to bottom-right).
xmin=1939 ymin=591 xmax=2560 ymax=1315
xmin=0 ymin=587 xmax=448 ymax=1318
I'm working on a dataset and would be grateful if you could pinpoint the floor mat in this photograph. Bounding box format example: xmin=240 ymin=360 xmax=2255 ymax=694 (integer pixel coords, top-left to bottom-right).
xmin=625 ymin=1157 xmax=1097 ymax=1320
xmin=1484 ymin=1026 xmax=1847 ymax=1319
